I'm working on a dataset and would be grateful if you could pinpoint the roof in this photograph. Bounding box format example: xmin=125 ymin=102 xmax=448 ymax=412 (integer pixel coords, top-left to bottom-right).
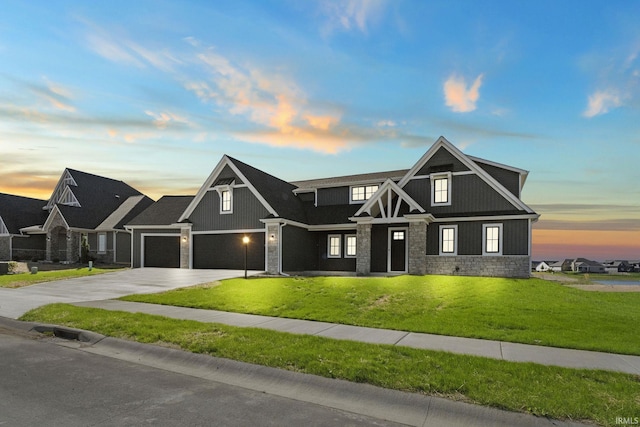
xmin=0 ymin=193 xmax=48 ymax=234
xmin=96 ymin=195 xmax=154 ymax=231
xmin=291 ymin=169 xmax=409 ymax=191
xmin=127 ymin=196 xmax=195 ymax=226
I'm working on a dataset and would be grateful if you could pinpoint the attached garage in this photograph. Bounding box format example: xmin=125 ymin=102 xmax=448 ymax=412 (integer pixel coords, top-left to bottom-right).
xmin=193 ymin=232 xmax=264 ymax=270
xmin=142 ymin=234 xmax=180 ymax=268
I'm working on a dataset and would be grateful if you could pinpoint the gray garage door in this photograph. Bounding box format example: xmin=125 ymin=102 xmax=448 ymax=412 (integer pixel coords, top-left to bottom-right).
xmin=193 ymin=233 xmax=264 ymax=270
xmin=144 ymin=235 xmax=180 ymax=268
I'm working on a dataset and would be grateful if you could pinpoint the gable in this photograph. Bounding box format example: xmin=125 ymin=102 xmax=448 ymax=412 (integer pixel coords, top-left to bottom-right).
xmin=415 ymin=146 xmax=470 ymax=175
xmin=352 ymin=179 xmax=424 ymax=222
xmin=210 ymin=165 xmax=244 ymax=187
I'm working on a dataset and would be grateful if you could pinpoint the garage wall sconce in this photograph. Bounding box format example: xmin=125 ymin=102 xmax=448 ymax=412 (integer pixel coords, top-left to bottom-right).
xmin=182 ymin=236 xmax=188 ymax=243
xmin=269 ymin=234 xmax=276 ymax=241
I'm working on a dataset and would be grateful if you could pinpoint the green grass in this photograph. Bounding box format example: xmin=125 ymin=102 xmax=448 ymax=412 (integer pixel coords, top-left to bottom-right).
xmin=121 ymin=275 xmax=640 ymax=355
xmin=20 ymin=303 xmax=640 ymax=427
xmin=0 ymin=267 xmax=121 ymax=288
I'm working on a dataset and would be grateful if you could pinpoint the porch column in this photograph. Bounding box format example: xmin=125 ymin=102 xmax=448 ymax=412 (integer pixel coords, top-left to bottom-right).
xmin=356 ymin=220 xmax=372 ymax=276
xmin=180 ymin=228 xmax=191 ymax=269
xmin=45 ymin=233 xmax=52 ymax=261
xmin=407 ymin=219 xmax=427 ymax=275
xmin=266 ymin=223 xmax=280 ymax=275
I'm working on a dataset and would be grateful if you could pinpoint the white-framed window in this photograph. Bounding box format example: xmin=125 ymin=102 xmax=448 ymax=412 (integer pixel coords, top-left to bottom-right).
xmin=328 ymin=234 xmax=342 ymax=258
xmin=483 ymin=223 xmax=503 ymax=255
xmin=431 ymin=172 xmax=452 ymax=206
xmin=350 ymin=184 xmax=379 ymax=203
xmin=345 ymin=235 xmax=357 ymax=257
xmin=97 ymin=232 xmax=107 ymax=254
xmin=439 ymin=225 xmax=457 ymax=255
xmin=215 ymin=186 xmax=233 ymax=214
xmin=392 ymin=230 xmax=405 ymax=241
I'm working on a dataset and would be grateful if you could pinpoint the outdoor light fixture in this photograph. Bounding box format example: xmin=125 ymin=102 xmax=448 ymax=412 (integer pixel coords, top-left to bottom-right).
xmin=182 ymin=236 xmax=188 ymax=243
xmin=242 ymin=236 xmax=250 ymax=279
xmin=269 ymin=234 xmax=275 ymax=241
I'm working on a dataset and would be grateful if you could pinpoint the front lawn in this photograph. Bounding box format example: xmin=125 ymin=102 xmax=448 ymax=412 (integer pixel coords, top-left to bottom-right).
xmin=0 ymin=267 xmax=121 ymax=288
xmin=20 ymin=304 xmax=640 ymax=427
xmin=122 ymin=275 xmax=640 ymax=355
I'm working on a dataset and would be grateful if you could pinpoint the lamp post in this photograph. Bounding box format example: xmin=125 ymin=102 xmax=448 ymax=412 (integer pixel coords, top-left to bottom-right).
xmin=242 ymin=236 xmax=250 ymax=279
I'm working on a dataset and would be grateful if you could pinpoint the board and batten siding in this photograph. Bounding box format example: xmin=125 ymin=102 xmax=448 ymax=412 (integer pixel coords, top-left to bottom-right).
xmin=190 ymin=187 xmax=270 ymax=232
xmin=474 ymin=162 xmax=521 ymax=198
xmin=416 ymin=147 xmax=470 ymax=175
xmin=282 ymin=225 xmax=317 ymax=271
xmin=426 ymin=219 xmax=529 ymax=256
xmin=116 ymin=231 xmax=131 ymax=263
xmin=404 ymin=174 xmax=516 ymax=215
xmin=316 ymin=186 xmax=349 ymax=206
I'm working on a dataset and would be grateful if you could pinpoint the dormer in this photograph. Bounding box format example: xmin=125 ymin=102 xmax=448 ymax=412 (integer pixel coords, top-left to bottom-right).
xmin=44 ymin=169 xmax=78 ymax=210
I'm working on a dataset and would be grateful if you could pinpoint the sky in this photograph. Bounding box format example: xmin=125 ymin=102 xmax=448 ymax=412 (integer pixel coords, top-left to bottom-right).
xmin=1 ymin=0 xmax=639 ymax=261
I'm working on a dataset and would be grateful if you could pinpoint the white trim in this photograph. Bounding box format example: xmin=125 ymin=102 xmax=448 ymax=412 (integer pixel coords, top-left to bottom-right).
xmin=432 ymin=214 xmax=539 ymax=223
xmin=42 ymin=205 xmax=70 ymax=232
xmin=327 ymin=234 xmax=341 ymax=258
xmin=191 ymin=228 xmax=265 ymax=235
xmin=439 ymin=225 xmax=458 ymax=256
xmin=387 ymin=227 xmax=408 ymax=273
xmin=97 ymin=232 xmax=107 ymax=254
xmin=349 ymin=184 xmax=380 ymax=204
xmin=0 ymin=216 xmax=8 ymax=235
xmin=140 ymin=232 xmax=180 ymax=268
xmin=353 ymin=179 xmax=425 ymax=219
xmin=344 ymin=234 xmax=357 ymax=258
xmin=430 ymin=172 xmax=452 ymax=206
xmin=113 ymin=232 xmax=117 ymax=263
xmin=482 ymin=223 xmax=503 ymax=256
xmin=216 ymin=186 xmax=233 ymax=214
xmin=58 ymin=186 xmax=81 ymax=207
xmin=45 ymin=169 xmax=77 ymax=210
xmin=125 ymin=224 xmax=182 ymax=230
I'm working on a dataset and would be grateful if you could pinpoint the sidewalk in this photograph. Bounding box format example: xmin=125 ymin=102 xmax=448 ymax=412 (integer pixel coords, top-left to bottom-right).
xmin=73 ymin=299 xmax=640 ymax=375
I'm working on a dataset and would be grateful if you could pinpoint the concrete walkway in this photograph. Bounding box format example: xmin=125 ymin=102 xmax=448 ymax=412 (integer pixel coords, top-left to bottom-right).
xmin=0 ymin=268 xmax=258 ymax=319
xmin=74 ymin=299 xmax=640 ymax=375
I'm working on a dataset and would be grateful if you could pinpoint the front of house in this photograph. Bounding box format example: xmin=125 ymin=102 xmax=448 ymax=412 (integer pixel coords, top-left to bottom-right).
xmin=127 ymin=137 xmax=539 ymax=278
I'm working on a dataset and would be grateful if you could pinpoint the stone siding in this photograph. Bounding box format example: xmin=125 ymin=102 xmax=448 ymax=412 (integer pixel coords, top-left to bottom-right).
xmin=408 ymin=221 xmax=426 ymax=275
xmin=266 ymin=224 xmax=280 ymax=274
xmin=356 ymin=223 xmax=371 ymax=275
xmin=180 ymin=229 xmax=190 ymax=269
xmin=0 ymin=236 xmax=10 ymax=261
xmin=425 ymin=255 xmax=531 ymax=278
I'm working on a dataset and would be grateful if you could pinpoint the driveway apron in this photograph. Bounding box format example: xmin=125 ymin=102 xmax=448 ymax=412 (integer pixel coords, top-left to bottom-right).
xmin=0 ymin=268 xmax=250 ymax=319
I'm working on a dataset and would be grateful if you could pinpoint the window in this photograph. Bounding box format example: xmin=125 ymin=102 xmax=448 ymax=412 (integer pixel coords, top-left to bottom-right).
xmin=483 ymin=224 xmax=503 ymax=255
xmin=217 ymin=188 xmax=232 ymax=214
xmin=392 ymin=231 xmax=405 ymax=240
xmin=431 ymin=173 xmax=451 ymax=206
xmin=439 ymin=225 xmax=457 ymax=255
xmin=328 ymin=235 xmax=341 ymax=258
xmin=350 ymin=185 xmax=379 ymax=203
xmin=345 ymin=235 xmax=357 ymax=257
xmin=97 ymin=232 xmax=107 ymax=254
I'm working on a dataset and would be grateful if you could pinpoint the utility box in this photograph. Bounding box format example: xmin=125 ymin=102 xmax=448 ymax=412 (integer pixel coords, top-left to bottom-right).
xmin=0 ymin=263 xmax=8 ymax=275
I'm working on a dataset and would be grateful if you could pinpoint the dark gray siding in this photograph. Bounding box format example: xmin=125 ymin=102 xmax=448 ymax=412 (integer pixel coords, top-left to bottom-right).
xmin=282 ymin=225 xmax=317 ymax=271
xmin=475 ymin=162 xmax=520 ymax=197
xmin=11 ymin=234 xmax=46 ymax=261
xmin=116 ymin=231 xmax=131 ymax=263
xmin=404 ymin=174 xmax=516 ymax=215
xmin=317 ymin=186 xmax=349 ymax=206
xmin=426 ymin=219 xmax=529 ymax=256
xmin=190 ymin=188 xmax=270 ymax=231
xmin=193 ymin=232 xmax=264 ymax=270
xmin=416 ymin=147 xmax=470 ymax=175
xmin=211 ymin=165 xmax=244 ymax=186
xmin=316 ymin=231 xmax=356 ymax=272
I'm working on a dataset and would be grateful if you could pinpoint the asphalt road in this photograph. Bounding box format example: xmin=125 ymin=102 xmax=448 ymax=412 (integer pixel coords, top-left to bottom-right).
xmin=0 ymin=326 xmax=401 ymax=427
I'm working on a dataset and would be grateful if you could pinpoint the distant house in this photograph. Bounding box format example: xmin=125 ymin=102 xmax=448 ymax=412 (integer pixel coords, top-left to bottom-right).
xmin=0 ymin=169 xmax=153 ymax=264
xmin=572 ymin=258 xmax=605 ymax=273
xmin=127 ymin=136 xmax=540 ymax=278
xmin=532 ymin=261 xmax=554 ymax=272
xmin=602 ymin=260 xmax=631 ymax=273
xmin=549 ymin=259 xmax=572 ymax=272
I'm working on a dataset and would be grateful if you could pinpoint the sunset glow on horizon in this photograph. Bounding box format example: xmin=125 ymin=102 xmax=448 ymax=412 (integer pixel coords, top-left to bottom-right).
xmin=1 ymin=1 xmax=639 ymax=261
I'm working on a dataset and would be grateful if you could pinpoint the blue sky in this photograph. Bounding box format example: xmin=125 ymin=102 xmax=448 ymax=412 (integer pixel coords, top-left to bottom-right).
xmin=1 ymin=1 xmax=639 ymax=259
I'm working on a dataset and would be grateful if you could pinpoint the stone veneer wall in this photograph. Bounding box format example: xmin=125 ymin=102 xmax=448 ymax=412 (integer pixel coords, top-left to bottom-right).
xmin=425 ymin=255 xmax=531 ymax=278
xmin=0 ymin=236 xmax=10 ymax=261
xmin=408 ymin=221 xmax=426 ymax=275
xmin=356 ymin=223 xmax=372 ymax=276
xmin=266 ymin=224 xmax=280 ymax=274
xmin=180 ymin=229 xmax=190 ymax=269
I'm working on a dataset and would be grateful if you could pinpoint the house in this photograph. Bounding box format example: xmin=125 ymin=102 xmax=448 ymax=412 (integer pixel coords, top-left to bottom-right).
xmin=602 ymin=260 xmax=631 ymax=273
xmin=532 ymin=261 xmax=554 ymax=272
xmin=0 ymin=169 xmax=153 ymax=264
xmin=127 ymin=137 xmax=539 ymax=278
xmin=571 ymin=258 xmax=605 ymax=273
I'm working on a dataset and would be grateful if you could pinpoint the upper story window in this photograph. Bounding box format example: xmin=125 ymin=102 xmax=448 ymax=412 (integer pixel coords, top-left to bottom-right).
xmin=350 ymin=185 xmax=379 ymax=203
xmin=439 ymin=225 xmax=457 ymax=256
xmin=483 ymin=224 xmax=503 ymax=255
xmin=431 ymin=172 xmax=452 ymax=206
xmin=221 ymin=189 xmax=232 ymax=213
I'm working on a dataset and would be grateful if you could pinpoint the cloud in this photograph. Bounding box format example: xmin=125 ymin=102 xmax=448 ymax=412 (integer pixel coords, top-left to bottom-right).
xmin=319 ymin=0 xmax=387 ymax=35
xmin=583 ymin=89 xmax=622 ymax=117
xmin=443 ymin=73 xmax=484 ymax=113
xmin=145 ymin=111 xmax=192 ymax=130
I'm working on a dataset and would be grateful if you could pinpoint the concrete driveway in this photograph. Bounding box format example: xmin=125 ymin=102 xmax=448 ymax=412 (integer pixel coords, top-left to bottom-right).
xmin=0 ymin=268 xmax=253 ymax=319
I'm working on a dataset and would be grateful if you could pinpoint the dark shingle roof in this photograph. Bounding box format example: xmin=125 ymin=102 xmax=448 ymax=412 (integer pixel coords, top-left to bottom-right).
xmin=291 ymin=169 xmax=409 ymax=190
xmin=0 ymin=193 xmax=48 ymax=234
xmin=228 ymin=156 xmax=308 ymax=223
xmin=127 ymin=196 xmax=194 ymax=226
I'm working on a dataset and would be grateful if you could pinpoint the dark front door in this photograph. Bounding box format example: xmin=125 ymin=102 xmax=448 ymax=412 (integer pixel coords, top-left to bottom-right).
xmin=389 ymin=229 xmax=406 ymax=272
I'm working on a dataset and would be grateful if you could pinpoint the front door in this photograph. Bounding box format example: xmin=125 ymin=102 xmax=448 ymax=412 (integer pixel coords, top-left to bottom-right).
xmin=388 ymin=228 xmax=407 ymax=273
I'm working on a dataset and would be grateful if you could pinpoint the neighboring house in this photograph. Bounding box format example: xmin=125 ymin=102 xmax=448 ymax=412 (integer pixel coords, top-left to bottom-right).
xmin=128 ymin=137 xmax=539 ymax=278
xmin=602 ymin=260 xmax=631 ymax=273
xmin=571 ymin=258 xmax=605 ymax=273
xmin=0 ymin=169 xmax=153 ymax=264
xmin=533 ymin=261 xmax=554 ymax=272
xmin=0 ymin=194 xmax=48 ymax=261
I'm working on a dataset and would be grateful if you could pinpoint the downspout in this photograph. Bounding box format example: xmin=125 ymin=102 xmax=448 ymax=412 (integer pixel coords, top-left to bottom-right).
xmin=113 ymin=231 xmax=117 ymax=264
